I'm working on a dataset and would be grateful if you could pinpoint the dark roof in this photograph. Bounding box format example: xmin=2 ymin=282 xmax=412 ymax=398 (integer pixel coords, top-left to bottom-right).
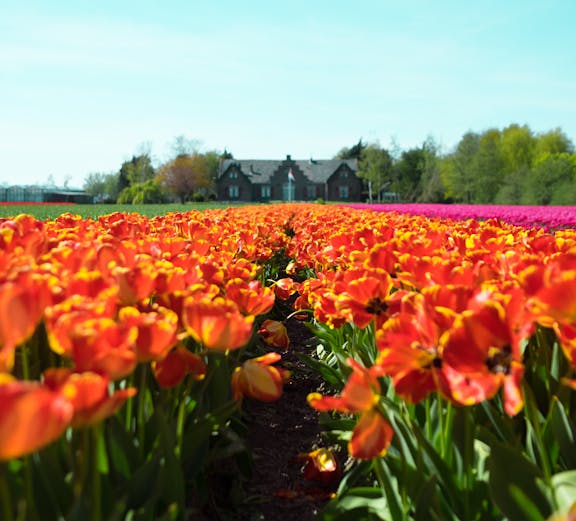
xmin=219 ymin=158 xmax=357 ymax=184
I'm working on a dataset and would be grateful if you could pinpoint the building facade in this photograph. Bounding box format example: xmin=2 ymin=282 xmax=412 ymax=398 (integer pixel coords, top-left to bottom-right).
xmin=217 ymin=155 xmax=363 ymax=202
xmin=0 ymin=185 xmax=93 ymax=204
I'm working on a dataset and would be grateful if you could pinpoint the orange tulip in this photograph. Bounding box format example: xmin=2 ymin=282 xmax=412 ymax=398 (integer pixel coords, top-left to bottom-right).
xmin=51 ymin=316 xmax=138 ymax=381
xmin=0 ymin=271 xmax=52 ymax=372
xmin=376 ymin=310 xmax=449 ymax=404
xmin=119 ymin=306 xmax=178 ymax=362
xmin=308 ymin=358 xmax=381 ymax=414
xmin=231 ymin=353 xmax=290 ymax=402
xmin=152 ymin=344 xmax=206 ymax=388
xmin=0 ymin=378 xmax=73 ymax=460
xmin=45 ymin=292 xmax=118 ymax=356
xmin=298 ymin=448 xmax=341 ymax=486
xmin=308 ymin=358 xmax=393 ymax=460
xmin=522 ymin=254 xmax=576 ymax=327
xmin=225 ymin=279 xmax=275 ymax=316
xmin=44 ymin=368 xmax=136 ymax=428
xmin=183 ymin=296 xmax=254 ymax=351
xmin=443 ymin=292 xmax=531 ymax=416
xmin=112 ymin=261 xmax=157 ymax=305
xmin=272 ymin=278 xmax=299 ymax=300
xmin=258 ymin=320 xmax=290 ymax=349
xmin=335 ymin=268 xmax=394 ymax=329
xmin=349 ymin=408 xmax=394 ymax=460
xmin=0 ymin=214 xmax=46 ymax=257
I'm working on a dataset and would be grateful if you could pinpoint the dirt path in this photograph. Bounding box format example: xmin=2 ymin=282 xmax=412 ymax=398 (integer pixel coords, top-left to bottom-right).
xmin=237 ymin=317 xmax=331 ymax=521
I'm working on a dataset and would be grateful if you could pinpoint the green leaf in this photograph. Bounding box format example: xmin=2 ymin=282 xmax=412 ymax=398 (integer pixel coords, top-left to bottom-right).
xmin=478 ymin=400 xmax=517 ymax=444
xmin=551 ymin=470 xmax=576 ymax=512
xmin=546 ymin=397 xmax=576 ymax=469
xmin=411 ymin=426 xmax=461 ymax=504
xmin=487 ymin=440 xmax=551 ymax=520
xmin=320 ymin=487 xmax=391 ymax=521
xmin=509 ymin=485 xmax=547 ymax=521
xmin=296 ymin=352 xmax=345 ymax=387
xmin=377 ymin=460 xmax=404 ymax=521
xmin=106 ymin=416 xmax=137 ymax=480
xmin=94 ymin=424 xmax=109 ymax=475
xmin=336 ymin=460 xmax=373 ymax=496
xmin=150 ymin=409 xmax=185 ymax=512
xmin=35 ymin=444 xmax=73 ymax=517
xmin=29 ymin=454 xmax=61 ymax=521
xmin=413 ymin=476 xmax=449 ymax=521
xmin=123 ymin=457 xmax=161 ymax=510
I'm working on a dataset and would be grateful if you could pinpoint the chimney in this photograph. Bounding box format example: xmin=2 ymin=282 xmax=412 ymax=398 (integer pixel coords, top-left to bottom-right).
xmin=286 ymin=154 xmax=291 ymax=161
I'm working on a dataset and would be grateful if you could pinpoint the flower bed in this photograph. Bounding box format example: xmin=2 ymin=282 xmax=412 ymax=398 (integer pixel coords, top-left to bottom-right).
xmin=1 ymin=204 xmax=576 ymax=520
xmin=344 ymin=202 xmax=576 ymax=231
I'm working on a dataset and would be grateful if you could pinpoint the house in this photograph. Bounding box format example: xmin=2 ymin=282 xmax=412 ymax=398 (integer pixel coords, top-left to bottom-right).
xmin=217 ymin=155 xmax=362 ymax=202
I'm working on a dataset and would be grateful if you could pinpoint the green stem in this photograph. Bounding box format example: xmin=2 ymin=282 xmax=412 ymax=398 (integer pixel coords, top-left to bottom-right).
xmin=424 ymin=395 xmax=432 ymax=441
xmin=90 ymin=427 xmax=102 ymax=521
xmin=437 ymin=395 xmax=445 ymax=456
xmin=23 ymin=456 xmax=38 ymax=521
xmin=72 ymin=429 xmax=89 ymax=500
xmin=373 ymin=457 xmax=407 ymax=520
xmin=442 ymin=400 xmax=455 ymax=465
xmin=523 ymin=382 xmax=557 ymax=510
xmin=20 ymin=342 xmax=30 ymax=381
xmin=0 ymin=463 xmax=13 ymax=521
xmin=137 ymin=364 xmax=149 ymax=454
xmin=124 ymin=373 xmax=135 ymax=432
xmin=175 ymin=397 xmax=187 ymax=460
xmin=462 ymin=406 xmax=474 ymax=521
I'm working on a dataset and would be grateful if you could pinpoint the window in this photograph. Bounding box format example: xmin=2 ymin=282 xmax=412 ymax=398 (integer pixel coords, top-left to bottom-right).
xmin=229 ymin=171 xmax=238 ymax=179
xmin=338 ymin=185 xmax=349 ymax=199
xmin=341 ymin=169 xmax=349 ymax=178
xmin=261 ymin=185 xmax=271 ymax=198
xmin=306 ymin=185 xmax=316 ymax=199
xmin=229 ymin=185 xmax=239 ymax=198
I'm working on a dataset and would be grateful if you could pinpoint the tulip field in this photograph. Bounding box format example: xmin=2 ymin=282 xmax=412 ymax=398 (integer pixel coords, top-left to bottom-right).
xmin=2 ymin=203 xmax=576 ymax=520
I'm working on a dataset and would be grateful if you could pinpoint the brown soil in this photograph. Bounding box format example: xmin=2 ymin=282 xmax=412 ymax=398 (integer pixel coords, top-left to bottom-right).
xmin=236 ymin=316 xmax=334 ymax=521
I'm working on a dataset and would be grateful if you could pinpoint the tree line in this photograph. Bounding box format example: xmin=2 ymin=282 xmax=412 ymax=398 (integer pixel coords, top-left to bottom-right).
xmin=339 ymin=124 xmax=576 ymax=205
xmin=83 ymin=137 xmax=232 ymax=204
xmin=84 ymin=124 xmax=576 ymax=205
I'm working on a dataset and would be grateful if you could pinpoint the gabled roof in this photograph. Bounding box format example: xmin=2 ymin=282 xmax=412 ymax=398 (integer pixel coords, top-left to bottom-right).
xmin=219 ymin=158 xmax=357 ymax=184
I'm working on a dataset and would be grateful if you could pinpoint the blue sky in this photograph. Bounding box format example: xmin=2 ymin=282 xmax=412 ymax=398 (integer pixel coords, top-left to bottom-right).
xmin=1 ymin=0 xmax=575 ymax=188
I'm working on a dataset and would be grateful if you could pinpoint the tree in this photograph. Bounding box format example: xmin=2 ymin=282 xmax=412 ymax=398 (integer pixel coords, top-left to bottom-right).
xmin=494 ymin=169 xmax=526 ymax=205
xmin=335 ymin=139 xmax=366 ymax=160
xmin=357 ymin=144 xmax=394 ymax=202
xmin=119 ymin=155 xmax=156 ymax=186
xmin=440 ymin=132 xmax=481 ymax=203
xmin=203 ymin=150 xmax=224 ymax=187
xmin=83 ymin=172 xmax=122 ymax=202
xmin=221 ymin=149 xmax=234 ymax=160
xmin=158 ymin=153 xmax=214 ymax=203
xmin=418 ymin=137 xmax=445 ymax=203
xmin=393 ymin=147 xmax=427 ymax=202
xmin=170 ymin=135 xmax=201 ymax=158
xmin=522 ymin=153 xmax=576 ymax=205
xmin=474 ymin=129 xmax=504 ymax=204
xmin=117 ymin=180 xmax=167 ymax=204
xmin=534 ymin=128 xmax=574 ymax=160
xmin=500 ymin=124 xmax=535 ymax=175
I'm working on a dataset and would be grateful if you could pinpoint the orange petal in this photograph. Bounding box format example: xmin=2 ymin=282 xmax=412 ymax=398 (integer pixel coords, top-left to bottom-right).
xmin=152 ymin=345 xmax=206 ymax=388
xmin=258 ymin=320 xmax=290 ymax=349
xmin=0 ymin=381 xmax=73 ymax=460
xmin=349 ymin=409 xmax=393 ymax=460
